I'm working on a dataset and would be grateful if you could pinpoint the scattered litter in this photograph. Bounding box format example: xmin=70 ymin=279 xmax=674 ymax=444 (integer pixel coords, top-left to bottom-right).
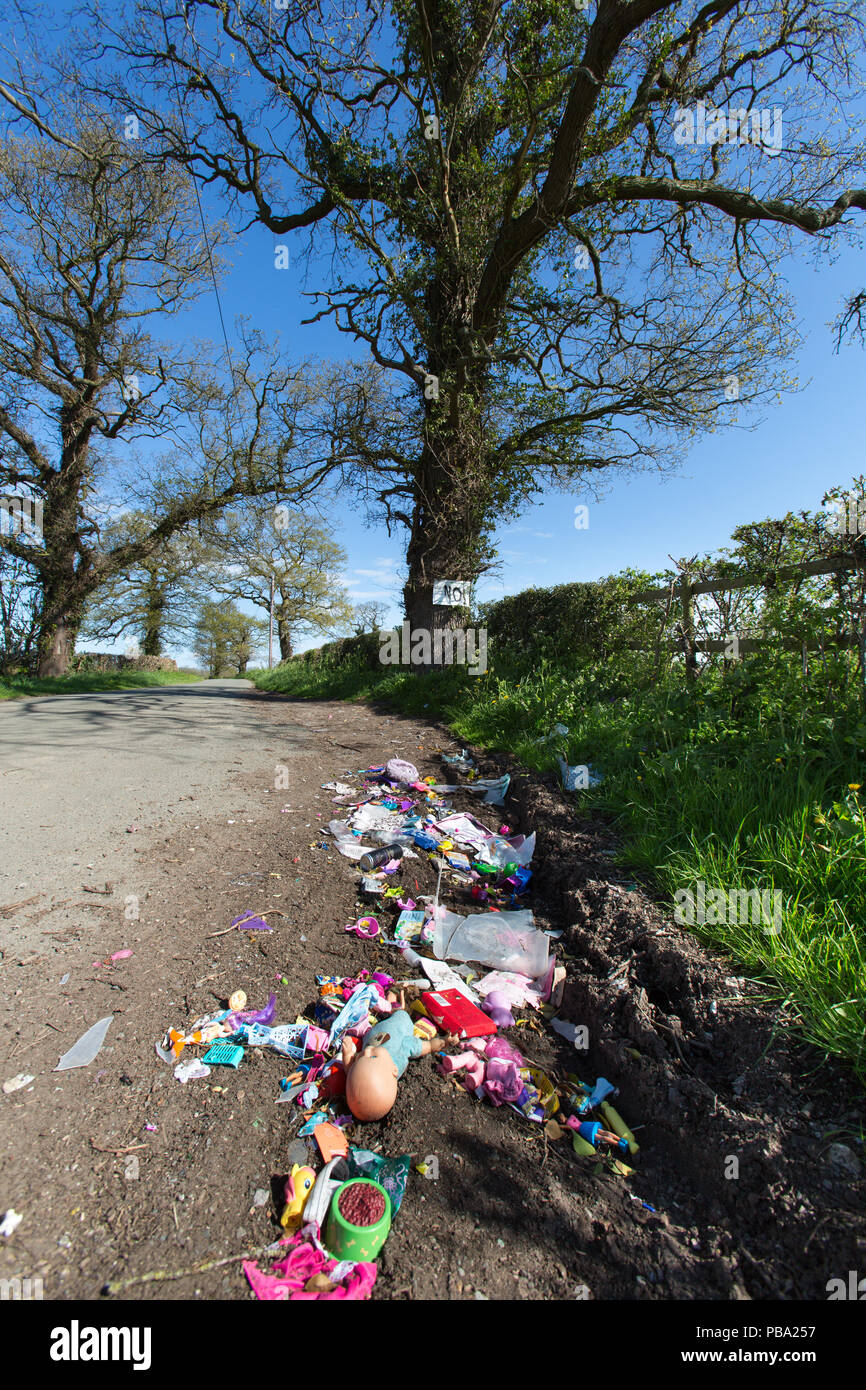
xmin=346 ymin=1149 xmax=411 ymax=1214
xmin=243 ymin=1230 xmax=377 ymax=1301
xmin=433 ymin=907 xmax=550 ymax=976
xmin=3 ymin=1073 xmax=35 ymax=1095
xmin=201 ymin=1043 xmax=244 ymax=1069
xmin=92 ymin=949 xmax=133 ymax=968
xmin=464 ymin=774 xmax=510 ymax=805
xmin=151 ymin=743 xmax=643 ymax=1301
xmin=385 ymin=758 xmax=419 ymax=784
xmin=0 ymin=1210 xmax=23 ymax=1238
xmin=231 ymin=911 xmax=272 ymax=932
xmin=59 ymin=973 xmax=70 ymax=986
xmin=314 ymin=1122 xmax=350 ymax=1162
xmin=55 ymin=1015 xmax=113 ymax=1071
xmin=420 ymin=957 xmax=480 ymax=1002
xmin=174 ymin=1059 xmax=211 ymax=1084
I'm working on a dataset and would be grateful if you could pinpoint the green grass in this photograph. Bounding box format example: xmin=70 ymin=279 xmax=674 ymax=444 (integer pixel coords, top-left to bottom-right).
xmin=252 ymin=650 xmax=866 ymax=1080
xmin=0 ymin=669 xmax=205 ymax=699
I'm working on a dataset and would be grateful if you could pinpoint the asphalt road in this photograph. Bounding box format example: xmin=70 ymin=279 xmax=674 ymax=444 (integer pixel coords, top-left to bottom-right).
xmin=0 ymin=679 xmax=306 ymax=953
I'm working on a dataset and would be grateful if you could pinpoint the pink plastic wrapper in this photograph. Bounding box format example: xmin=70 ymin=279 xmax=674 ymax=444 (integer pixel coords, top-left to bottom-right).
xmin=243 ymin=1233 xmax=377 ymax=1301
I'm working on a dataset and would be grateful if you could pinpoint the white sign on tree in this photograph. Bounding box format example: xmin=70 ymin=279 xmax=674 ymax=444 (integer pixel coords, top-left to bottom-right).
xmin=433 ymin=580 xmax=471 ymax=607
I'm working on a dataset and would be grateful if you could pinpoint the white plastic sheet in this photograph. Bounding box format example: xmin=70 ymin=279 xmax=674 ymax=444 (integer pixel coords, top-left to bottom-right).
xmin=432 ymin=907 xmax=549 ymax=976
xmin=55 ymin=1015 xmax=113 ymax=1071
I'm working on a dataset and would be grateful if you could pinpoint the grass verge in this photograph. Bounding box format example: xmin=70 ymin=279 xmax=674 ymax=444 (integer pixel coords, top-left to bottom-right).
xmin=0 ymin=669 xmax=204 ymax=700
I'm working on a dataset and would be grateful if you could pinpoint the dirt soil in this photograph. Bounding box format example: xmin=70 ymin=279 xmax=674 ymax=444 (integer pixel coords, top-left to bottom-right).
xmin=1 ymin=693 xmax=864 ymax=1302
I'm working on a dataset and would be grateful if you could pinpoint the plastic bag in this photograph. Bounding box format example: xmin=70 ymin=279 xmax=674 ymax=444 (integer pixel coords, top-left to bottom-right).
xmin=55 ymin=1015 xmax=113 ymax=1071
xmin=432 ymin=908 xmax=550 ymax=976
xmin=466 ymin=775 xmax=510 ymax=805
xmin=346 ymin=1148 xmax=411 ymax=1214
xmin=386 ymin=758 xmax=419 ymax=784
xmin=328 ymin=820 xmax=373 ymax=860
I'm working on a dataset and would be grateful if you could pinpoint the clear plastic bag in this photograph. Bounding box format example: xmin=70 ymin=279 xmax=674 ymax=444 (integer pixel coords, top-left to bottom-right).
xmin=432 ymin=908 xmax=549 ymax=976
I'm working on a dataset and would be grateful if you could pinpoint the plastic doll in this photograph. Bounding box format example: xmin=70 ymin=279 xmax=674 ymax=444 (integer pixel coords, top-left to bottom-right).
xmin=341 ymin=989 xmax=456 ymax=1121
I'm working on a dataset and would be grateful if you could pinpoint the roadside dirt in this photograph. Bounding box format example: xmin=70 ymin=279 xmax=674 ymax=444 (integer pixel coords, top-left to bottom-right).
xmin=1 ymin=693 xmax=863 ymax=1301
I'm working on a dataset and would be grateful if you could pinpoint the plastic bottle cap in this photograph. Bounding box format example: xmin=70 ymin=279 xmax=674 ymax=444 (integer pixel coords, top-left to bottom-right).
xmin=229 ymin=990 xmax=247 ymax=1011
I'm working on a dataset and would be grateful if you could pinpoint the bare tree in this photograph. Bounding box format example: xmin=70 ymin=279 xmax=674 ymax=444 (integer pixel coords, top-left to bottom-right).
xmin=205 ymin=501 xmax=355 ymax=661
xmin=0 ymin=98 xmax=353 ymax=673
xmin=352 ymin=600 xmax=390 ymax=635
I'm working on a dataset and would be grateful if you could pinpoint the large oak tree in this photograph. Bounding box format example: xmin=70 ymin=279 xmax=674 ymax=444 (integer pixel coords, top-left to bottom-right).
xmin=76 ymin=0 xmax=866 ymax=633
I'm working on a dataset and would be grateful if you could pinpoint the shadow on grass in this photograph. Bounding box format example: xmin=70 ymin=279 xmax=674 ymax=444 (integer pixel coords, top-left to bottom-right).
xmin=0 ymin=670 xmax=205 ymax=700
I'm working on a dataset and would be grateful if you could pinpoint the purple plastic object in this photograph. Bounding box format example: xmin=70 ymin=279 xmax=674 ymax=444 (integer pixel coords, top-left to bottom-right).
xmin=227 ymin=992 xmax=277 ymax=1030
xmin=482 ymin=990 xmax=515 ymax=1029
xmin=231 ymin=910 xmax=272 ymax=932
xmin=484 ymin=1057 xmax=524 ymax=1107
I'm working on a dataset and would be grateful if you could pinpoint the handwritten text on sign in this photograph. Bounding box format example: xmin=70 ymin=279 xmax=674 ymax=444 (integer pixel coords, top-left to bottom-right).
xmin=433 ymin=581 xmax=470 ymax=607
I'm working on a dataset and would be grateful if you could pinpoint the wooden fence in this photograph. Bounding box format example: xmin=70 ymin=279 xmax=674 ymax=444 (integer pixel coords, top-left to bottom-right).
xmin=627 ymin=551 xmax=865 ymax=680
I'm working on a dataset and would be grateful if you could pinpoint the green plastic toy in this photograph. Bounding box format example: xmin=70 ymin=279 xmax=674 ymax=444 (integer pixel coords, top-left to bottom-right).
xmin=324 ymin=1178 xmax=391 ymax=1261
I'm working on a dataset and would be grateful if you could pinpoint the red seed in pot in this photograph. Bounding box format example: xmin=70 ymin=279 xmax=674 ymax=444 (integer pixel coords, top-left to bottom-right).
xmin=338 ymin=1183 xmax=386 ymax=1227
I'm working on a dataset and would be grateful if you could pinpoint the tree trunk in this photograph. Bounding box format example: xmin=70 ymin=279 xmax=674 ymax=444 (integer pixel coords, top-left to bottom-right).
xmin=278 ymin=622 xmax=293 ymax=662
xmin=35 ymin=563 xmax=86 ymax=677
xmin=34 ymin=406 xmax=95 ymax=677
xmin=35 ymin=614 xmax=79 ymax=676
xmin=402 ymin=431 xmax=492 ymax=643
xmin=142 ymin=580 xmax=168 ymax=655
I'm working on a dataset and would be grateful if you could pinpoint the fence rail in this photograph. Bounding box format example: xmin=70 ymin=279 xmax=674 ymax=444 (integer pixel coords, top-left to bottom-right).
xmin=627 ymin=550 xmax=864 ymax=677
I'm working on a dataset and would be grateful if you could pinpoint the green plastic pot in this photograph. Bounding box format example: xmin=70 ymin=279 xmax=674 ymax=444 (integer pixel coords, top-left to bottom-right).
xmin=324 ymin=1178 xmax=391 ymax=1262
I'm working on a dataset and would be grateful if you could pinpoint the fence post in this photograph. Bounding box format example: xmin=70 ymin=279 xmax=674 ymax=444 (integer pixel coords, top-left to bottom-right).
xmin=681 ymin=579 xmax=696 ymax=684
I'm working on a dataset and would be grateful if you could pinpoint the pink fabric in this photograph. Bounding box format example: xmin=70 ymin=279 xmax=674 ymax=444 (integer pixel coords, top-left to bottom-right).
xmin=485 ymin=1035 xmax=526 ymax=1066
xmin=243 ymin=1234 xmax=377 ymax=1301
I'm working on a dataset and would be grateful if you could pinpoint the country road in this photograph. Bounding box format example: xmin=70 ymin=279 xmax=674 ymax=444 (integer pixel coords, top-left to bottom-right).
xmin=0 ymin=679 xmax=308 ymax=953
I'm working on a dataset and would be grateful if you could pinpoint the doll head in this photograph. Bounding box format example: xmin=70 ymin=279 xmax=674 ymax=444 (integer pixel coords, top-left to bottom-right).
xmin=345 ymin=1044 xmax=399 ymax=1121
